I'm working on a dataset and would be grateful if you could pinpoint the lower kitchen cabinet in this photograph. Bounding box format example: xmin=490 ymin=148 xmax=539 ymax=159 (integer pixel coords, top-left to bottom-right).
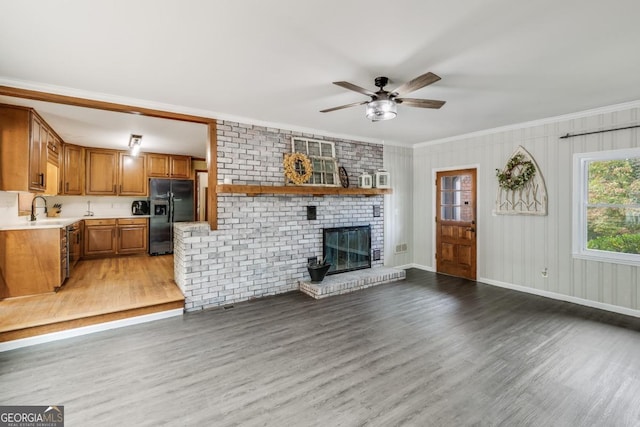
xmin=118 ymin=218 xmax=148 ymax=254
xmin=0 ymin=228 xmax=64 ymax=298
xmin=84 ymin=219 xmax=117 ymax=257
xmin=84 ymin=218 xmax=148 ymax=257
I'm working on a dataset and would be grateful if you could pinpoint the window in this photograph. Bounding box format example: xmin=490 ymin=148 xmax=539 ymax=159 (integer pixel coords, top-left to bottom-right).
xmin=291 ymin=137 xmax=339 ymax=186
xmin=573 ymin=148 xmax=640 ymax=265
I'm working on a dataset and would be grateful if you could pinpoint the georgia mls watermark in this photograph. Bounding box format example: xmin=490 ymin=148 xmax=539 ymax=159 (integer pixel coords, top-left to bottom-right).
xmin=0 ymin=406 xmax=64 ymax=427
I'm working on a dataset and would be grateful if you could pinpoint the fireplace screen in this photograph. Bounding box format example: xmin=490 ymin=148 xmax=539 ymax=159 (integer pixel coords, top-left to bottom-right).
xmin=323 ymin=225 xmax=371 ymax=275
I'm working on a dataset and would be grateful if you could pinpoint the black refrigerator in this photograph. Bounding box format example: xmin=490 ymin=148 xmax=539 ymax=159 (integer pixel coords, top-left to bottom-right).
xmin=149 ymin=178 xmax=194 ymax=255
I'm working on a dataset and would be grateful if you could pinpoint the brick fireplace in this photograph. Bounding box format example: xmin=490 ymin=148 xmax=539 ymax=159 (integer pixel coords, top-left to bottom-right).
xmin=174 ymin=120 xmax=385 ymax=311
xmin=323 ymin=225 xmax=371 ymax=275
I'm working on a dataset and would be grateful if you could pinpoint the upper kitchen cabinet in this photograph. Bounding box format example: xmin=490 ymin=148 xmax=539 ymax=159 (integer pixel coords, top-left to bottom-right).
xmin=170 ymin=155 xmax=191 ymax=178
xmin=86 ymin=149 xmax=118 ymax=195
xmin=31 ymin=116 xmax=48 ymax=191
xmin=63 ymin=144 xmax=84 ymax=195
xmin=0 ymin=104 xmax=60 ymax=193
xmin=85 ymin=148 xmax=147 ymax=196
xmin=147 ymin=153 xmax=191 ymax=179
xmin=119 ymin=152 xmax=147 ymax=196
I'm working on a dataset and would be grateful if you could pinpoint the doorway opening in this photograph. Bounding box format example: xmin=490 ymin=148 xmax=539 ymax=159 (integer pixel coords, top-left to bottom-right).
xmin=195 ymin=170 xmax=209 ymax=221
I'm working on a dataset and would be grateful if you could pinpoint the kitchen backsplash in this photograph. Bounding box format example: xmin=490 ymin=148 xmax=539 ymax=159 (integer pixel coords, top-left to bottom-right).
xmin=0 ymin=191 xmax=145 ymax=223
xmin=0 ymin=192 xmax=18 ymax=222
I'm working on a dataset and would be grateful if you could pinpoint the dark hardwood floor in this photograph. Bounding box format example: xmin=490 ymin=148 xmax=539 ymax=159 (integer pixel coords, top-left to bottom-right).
xmin=1 ymin=269 xmax=640 ymax=426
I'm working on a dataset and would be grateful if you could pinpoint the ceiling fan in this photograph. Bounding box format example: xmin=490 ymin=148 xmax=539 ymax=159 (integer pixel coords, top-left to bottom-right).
xmin=320 ymin=72 xmax=445 ymax=121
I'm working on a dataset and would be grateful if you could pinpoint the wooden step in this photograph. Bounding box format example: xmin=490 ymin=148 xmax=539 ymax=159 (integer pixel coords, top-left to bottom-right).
xmin=0 ymin=300 xmax=183 ymax=342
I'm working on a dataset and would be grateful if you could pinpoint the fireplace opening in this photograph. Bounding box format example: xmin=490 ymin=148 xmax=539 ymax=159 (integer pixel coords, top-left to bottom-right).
xmin=323 ymin=225 xmax=371 ymax=275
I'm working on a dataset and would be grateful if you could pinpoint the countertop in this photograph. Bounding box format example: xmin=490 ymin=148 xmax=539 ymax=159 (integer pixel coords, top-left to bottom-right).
xmin=0 ymin=215 xmax=150 ymax=231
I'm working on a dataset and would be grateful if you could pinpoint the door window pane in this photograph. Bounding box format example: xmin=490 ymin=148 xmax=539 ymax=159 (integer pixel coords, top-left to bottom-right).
xmin=440 ymin=174 xmax=473 ymax=222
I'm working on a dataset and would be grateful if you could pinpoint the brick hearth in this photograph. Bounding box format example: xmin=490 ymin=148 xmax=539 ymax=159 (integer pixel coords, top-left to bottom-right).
xmin=299 ymin=267 xmax=406 ymax=299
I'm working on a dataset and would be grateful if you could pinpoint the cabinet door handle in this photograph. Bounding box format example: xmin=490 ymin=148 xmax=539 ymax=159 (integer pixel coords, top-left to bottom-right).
xmin=113 ymin=184 xmax=116 ymax=193
xmin=120 ymin=184 xmax=122 ymax=194
xmin=39 ymin=173 xmax=45 ymax=186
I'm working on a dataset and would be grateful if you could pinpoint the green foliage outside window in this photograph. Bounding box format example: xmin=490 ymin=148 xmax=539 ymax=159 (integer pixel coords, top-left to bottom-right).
xmin=587 ymin=159 xmax=640 ymax=254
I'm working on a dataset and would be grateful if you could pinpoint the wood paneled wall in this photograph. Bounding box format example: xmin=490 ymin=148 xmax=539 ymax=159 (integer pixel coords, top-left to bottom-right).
xmin=410 ymin=105 xmax=640 ymax=313
xmin=383 ymin=144 xmax=414 ymax=267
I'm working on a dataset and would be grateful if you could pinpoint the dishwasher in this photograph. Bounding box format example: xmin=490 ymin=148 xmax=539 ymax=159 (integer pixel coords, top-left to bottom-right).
xmin=66 ymin=222 xmax=82 ymax=278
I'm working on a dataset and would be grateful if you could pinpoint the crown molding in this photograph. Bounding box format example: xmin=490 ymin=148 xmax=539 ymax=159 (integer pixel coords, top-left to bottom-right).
xmin=414 ymin=99 xmax=640 ymax=149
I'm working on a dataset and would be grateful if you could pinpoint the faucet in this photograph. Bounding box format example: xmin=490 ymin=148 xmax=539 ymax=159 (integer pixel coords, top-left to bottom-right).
xmin=30 ymin=195 xmax=48 ymax=221
xmin=85 ymin=200 xmax=94 ymax=217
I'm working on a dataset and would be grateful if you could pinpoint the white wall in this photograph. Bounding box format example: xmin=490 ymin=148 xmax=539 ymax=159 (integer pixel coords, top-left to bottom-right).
xmin=413 ymin=103 xmax=640 ymax=315
xmin=384 ymin=144 xmax=414 ymax=267
xmin=0 ymin=192 xmax=19 ymax=223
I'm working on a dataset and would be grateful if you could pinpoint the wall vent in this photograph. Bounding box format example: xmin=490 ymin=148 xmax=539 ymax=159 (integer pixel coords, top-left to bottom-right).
xmin=395 ymin=243 xmax=408 ymax=254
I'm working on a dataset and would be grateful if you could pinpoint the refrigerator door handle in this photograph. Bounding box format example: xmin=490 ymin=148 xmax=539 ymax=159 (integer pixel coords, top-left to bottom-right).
xmin=170 ymin=194 xmax=175 ymax=223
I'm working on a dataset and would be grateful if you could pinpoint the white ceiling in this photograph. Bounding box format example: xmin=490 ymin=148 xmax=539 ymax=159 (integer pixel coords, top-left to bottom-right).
xmin=1 ymin=0 xmax=639 ymax=156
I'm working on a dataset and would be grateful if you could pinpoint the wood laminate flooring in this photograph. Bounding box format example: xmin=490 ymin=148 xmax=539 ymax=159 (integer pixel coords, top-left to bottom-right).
xmin=2 ymin=269 xmax=640 ymax=426
xmin=0 ymin=255 xmax=184 ymax=342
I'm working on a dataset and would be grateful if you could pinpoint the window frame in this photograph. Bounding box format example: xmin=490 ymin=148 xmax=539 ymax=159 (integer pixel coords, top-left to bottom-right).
xmin=572 ymin=147 xmax=640 ymax=266
xmin=290 ymin=137 xmax=340 ymax=187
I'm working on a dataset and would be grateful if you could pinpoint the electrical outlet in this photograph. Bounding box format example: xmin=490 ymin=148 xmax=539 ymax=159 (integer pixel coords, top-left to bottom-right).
xmin=541 ymin=267 xmax=548 ymax=278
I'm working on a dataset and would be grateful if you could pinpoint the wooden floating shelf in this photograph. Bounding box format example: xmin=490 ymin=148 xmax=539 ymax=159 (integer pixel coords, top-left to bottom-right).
xmin=216 ymin=184 xmax=392 ymax=197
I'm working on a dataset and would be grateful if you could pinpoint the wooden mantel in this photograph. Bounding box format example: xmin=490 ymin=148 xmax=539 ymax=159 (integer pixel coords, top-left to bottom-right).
xmin=216 ymin=184 xmax=392 ymax=197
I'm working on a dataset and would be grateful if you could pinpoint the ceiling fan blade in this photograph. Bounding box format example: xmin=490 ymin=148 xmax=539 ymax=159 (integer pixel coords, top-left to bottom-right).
xmin=333 ymin=81 xmax=377 ymax=97
xmin=395 ymin=98 xmax=446 ymax=109
xmin=320 ymin=100 xmax=369 ymax=113
xmin=391 ymin=72 xmax=441 ymax=97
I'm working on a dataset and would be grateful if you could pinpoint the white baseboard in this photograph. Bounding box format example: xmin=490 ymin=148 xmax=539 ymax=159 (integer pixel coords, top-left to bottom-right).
xmin=480 ymin=277 xmax=640 ymax=319
xmin=0 ymin=308 xmax=184 ymax=352
xmin=405 ymin=263 xmax=436 ymax=272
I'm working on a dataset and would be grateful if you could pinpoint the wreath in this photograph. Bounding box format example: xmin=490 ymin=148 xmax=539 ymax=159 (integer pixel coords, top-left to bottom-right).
xmin=496 ymin=154 xmax=536 ymax=190
xmin=284 ymin=153 xmax=313 ymax=185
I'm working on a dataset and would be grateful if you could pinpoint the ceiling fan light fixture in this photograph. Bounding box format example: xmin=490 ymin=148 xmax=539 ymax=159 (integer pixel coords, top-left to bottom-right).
xmin=365 ymin=99 xmax=397 ymax=121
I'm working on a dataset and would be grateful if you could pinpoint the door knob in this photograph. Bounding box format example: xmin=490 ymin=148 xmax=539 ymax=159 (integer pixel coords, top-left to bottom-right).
xmin=466 ymin=227 xmax=475 ymax=232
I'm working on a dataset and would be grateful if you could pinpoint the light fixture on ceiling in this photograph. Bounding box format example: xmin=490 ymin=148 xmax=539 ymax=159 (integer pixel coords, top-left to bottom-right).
xmin=365 ymin=99 xmax=397 ymax=122
xmin=320 ymin=73 xmax=445 ymax=122
xmin=128 ymin=134 xmax=142 ymax=156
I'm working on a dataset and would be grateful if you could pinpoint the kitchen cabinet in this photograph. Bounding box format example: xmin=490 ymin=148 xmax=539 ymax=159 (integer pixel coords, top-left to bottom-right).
xmin=84 ymin=218 xmax=117 ymax=256
xmin=84 ymin=218 xmax=148 ymax=257
xmin=44 ymin=133 xmax=62 ymax=196
xmin=119 ymin=152 xmax=147 ymax=196
xmin=85 ymin=149 xmax=118 ymax=195
xmin=117 ymin=218 xmax=148 ymax=254
xmin=86 ymin=149 xmax=147 ymax=196
xmin=0 ymin=228 xmax=64 ymax=298
xmin=0 ymin=104 xmax=61 ymax=193
xmin=47 ymin=132 xmax=61 ymax=167
xmin=63 ymin=144 xmax=84 ymax=195
xmin=29 ymin=115 xmax=48 ymax=191
xmin=147 ymin=153 xmax=191 ymax=178
xmin=170 ymin=155 xmax=191 ymax=178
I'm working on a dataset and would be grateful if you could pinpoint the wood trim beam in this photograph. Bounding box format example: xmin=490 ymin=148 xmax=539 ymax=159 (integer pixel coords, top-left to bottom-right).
xmin=215 ymin=184 xmax=392 ymax=197
xmin=0 ymin=85 xmax=215 ymax=124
